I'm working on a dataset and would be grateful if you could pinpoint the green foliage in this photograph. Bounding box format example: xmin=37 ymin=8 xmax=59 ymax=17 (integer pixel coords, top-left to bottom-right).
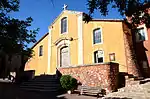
xmin=87 ymin=0 xmax=150 ymax=28
xmin=60 ymin=75 xmax=77 ymax=91
xmin=0 ymin=0 xmax=19 ymax=13
xmin=0 ymin=0 xmax=38 ymax=71
xmin=0 ymin=0 xmax=38 ymax=54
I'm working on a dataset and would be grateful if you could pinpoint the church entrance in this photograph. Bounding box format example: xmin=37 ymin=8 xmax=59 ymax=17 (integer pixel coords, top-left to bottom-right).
xmin=60 ymin=46 xmax=70 ymax=67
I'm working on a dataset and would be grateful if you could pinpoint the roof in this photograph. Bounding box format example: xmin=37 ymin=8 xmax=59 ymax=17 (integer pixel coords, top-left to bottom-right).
xmin=31 ymin=33 xmax=49 ymax=49
xmin=91 ymin=19 xmax=123 ymax=22
xmin=48 ymin=9 xmax=123 ymax=28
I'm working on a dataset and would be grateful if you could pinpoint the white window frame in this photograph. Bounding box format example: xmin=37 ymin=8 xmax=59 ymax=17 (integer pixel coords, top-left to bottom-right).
xmin=92 ymin=27 xmax=103 ymax=45
xmin=60 ymin=16 xmax=68 ymax=35
xmin=136 ymin=24 xmax=148 ymax=42
xmin=93 ymin=50 xmax=104 ymax=63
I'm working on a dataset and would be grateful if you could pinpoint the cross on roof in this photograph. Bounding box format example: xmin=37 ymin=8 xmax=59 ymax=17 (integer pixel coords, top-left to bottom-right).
xmin=63 ymin=4 xmax=68 ymax=10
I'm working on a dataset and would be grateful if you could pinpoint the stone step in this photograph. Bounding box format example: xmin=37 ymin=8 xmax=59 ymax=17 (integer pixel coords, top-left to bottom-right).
xmin=20 ymin=87 xmax=59 ymax=92
xmin=21 ymin=82 xmax=60 ymax=87
xmin=104 ymin=78 xmax=150 ymax=99
xmin=20 ymin=84 xmax=60 ymax=90
xmin=20 ymin=75 xmax=61 ymax=93
xmin=118 ymin=86 xmax=144 ymax=93
xmin=34 ymin=75 xmax=56 ymax=79
xmin=29 ymin=78 xmax=59 ymax=81
xmin=22 ymin=79 xmax=59 ymax=83
xmin=21 ymin=83 xmax=60 ymax=86
xmin=22 ymin=80 xmax=60 ymax=84
xmin=125 ymin=80 xmax=140 ymax=87
xmin=20 ymin=86 xmax=60 ymax=90
xmin=105 ymin=92 xmax=148 ymax=98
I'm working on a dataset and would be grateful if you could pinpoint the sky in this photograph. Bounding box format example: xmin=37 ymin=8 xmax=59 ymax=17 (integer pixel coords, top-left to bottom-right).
xmin=9 ymin=0 xmax=123 ymax=47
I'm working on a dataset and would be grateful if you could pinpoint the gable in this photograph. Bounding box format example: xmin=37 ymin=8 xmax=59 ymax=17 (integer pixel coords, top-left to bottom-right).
xmin=49 ymin=10 xmax=83 ymax=29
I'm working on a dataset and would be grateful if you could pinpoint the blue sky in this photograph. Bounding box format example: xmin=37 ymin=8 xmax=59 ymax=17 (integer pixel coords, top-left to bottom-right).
xmin=9 ymin=0 xmax=123 ymax=47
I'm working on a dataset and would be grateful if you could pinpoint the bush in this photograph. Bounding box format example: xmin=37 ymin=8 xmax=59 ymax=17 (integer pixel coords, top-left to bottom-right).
xmin=60 ymin=75 xmax=77 ymax=91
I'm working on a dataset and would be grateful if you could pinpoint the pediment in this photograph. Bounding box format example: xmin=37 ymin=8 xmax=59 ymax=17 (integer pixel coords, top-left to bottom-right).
xmin=54 ymin=37 xmax=72 ymax=46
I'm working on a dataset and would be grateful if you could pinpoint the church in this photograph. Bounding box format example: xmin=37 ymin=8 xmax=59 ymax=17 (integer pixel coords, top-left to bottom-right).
xmin=25 ymin=5 xmax=150 ymax=91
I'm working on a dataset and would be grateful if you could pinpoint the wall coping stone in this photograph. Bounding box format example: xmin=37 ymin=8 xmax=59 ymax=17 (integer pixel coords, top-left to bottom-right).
xmin=57 ymin=62 xmax=118 ymax=69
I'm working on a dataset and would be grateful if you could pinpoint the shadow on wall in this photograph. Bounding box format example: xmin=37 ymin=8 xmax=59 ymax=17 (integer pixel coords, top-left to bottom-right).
xmin=133 ymin=31 xmax=150 ymax=78
xmin=56 ymin=69 xmax=62 ymax=79
xmin=123 ymin=21 xmax=150 ymax=78
xmin=117 ymin=72 xmax=126 ymax=89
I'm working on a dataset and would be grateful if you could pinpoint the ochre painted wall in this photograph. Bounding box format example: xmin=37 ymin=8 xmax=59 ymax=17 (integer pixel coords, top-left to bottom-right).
xmin=49 ymin=11 xmax=79 ymax=74
xmin=144 ymin=28 xmax=150 ymax=65
xmin=25 ymin=35 xmax=49 ymax=75
xmin=25 ymin=10 xmax=128 ymax=75
xmin=83 ymin=21 xmax=127 ymax=72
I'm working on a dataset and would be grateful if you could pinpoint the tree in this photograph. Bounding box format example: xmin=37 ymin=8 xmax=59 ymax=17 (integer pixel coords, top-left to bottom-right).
xmin=0 ymin=0 xmax=38 ymax=78
xmin=87 ymin=0 xmax=150 ymax=28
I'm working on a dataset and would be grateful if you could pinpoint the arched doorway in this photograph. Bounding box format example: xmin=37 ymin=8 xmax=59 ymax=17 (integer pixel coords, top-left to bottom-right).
xmin=60 ymin=46 xmax=69 ymax=67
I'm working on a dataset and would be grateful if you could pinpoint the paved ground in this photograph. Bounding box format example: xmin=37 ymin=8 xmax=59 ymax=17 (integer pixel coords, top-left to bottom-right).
xmin=57 ymin=94 xmax=99 ymax=99
xmin=0 ymin=82 xmax=99 ymax=99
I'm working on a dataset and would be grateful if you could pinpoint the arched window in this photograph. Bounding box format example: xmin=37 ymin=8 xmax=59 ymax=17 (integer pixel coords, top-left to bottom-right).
xmin=93 ymin=28 xmax=102 ymax=44
xmin=61 ymin=17 xmax=67 ymax=33
xmin=94 ymin=50 xmax=104 ymax=63
xmin=60 ymin=46 xmax=69 ymax=67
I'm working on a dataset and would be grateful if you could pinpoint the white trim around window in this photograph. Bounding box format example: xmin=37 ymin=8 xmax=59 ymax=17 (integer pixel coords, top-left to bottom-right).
xmin=92 ymin=50 xmax=104 ymax=63
xmin=92 ymin=26 xmax=103 ymax=46
xmin=59 ymin=16 xmax=69 ymax=35
xmin=39 ymin=45 xmax=43 ymax=57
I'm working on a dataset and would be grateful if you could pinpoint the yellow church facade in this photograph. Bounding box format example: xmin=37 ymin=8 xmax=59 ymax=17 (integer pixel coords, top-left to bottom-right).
xmin=25 ymin=9 xmax=127 ymax=75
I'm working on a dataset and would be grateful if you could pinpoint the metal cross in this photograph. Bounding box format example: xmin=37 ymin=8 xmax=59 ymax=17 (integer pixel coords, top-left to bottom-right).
xmin=63 ymin=4 xmax=68 ymax=10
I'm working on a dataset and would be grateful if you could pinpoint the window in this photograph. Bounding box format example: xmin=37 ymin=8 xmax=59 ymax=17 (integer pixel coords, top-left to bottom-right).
xmin=61 ymin=17 xmax=67 ymax=33
xmin=39 ymin=45 xmax=43 ymax=56
xmin=94 ymin=50 xmax=104 ymax=63
xmin=136 ymin=26 xmax=148 ymax=42
xmin=93 ymin=28 xmax=102 ymax=44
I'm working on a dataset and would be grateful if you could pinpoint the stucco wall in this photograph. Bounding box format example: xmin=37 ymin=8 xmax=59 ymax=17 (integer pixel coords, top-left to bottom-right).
xmin=49 ymin=11 xmax=79 ymax=74
xmin=26 ymin=10 xmax=129 ymax=76
xmin=83 ymin=21 xmax=127 ymax=72
xmin=58 ymin=62 xmax=119 ymax=92
xmin=25 ymin=34 xmax=49 ymax=75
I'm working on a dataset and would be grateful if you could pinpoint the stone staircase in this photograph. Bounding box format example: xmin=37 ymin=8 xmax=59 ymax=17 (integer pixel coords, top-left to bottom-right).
xmin=103 ymin=76 xmax=150 ymax=99
xmin=20 ymin=75 xmax=61 ymax=93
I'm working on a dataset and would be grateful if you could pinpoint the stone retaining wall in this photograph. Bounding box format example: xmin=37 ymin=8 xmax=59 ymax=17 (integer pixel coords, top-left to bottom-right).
xmin=58 ymin=62 xmax=119 ymax=92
